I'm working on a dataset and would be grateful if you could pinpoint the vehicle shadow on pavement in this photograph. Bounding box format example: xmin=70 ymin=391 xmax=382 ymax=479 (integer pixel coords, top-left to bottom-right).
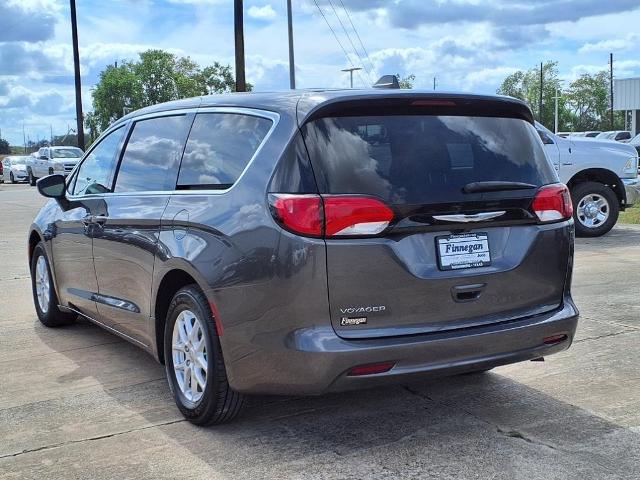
xmin=4 ymin=316 xmax=635 ymax=480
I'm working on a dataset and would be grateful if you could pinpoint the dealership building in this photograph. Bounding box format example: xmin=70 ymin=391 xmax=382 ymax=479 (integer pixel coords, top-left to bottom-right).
xmin=614 ymin=77 xmax=640 ymax=135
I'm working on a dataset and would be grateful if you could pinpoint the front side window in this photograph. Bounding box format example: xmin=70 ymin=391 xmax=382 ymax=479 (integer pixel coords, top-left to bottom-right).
xmin=114 ymin=115 xmax=191 ymax=192
xmin=72 ymin=126 xmax=125 ymax=196
xmin=177 ymin=113 xmax=272 ymax=189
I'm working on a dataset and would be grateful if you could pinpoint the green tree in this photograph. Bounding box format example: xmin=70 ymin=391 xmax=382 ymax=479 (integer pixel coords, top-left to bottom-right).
xmin=497 ymin=61 xmax=565 ymax=130
xmin=397 ymin=73 xmax=415 ymax=89
xmin=0 ymin=138 xmax=10 ymax=154
xmin=88 ymin=49 xmax=250 ymax=135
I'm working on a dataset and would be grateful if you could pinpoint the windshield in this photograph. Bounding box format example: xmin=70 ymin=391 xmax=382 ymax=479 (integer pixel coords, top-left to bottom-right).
xmin=303 ymin=115 xmax=555 ymax=206
xmin=51 ymin=148 xmax=82 ymax=159
xmin=12 ymin=158 xmax=26 ymax=165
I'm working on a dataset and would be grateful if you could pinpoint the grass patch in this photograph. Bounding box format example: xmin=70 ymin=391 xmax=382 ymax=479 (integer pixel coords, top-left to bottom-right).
xmin=619 ymin=205 xmax=640 ymax=224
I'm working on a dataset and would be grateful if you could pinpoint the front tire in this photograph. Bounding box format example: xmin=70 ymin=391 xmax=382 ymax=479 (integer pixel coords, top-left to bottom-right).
xmin=28 ymin=169 xmax=37 ymax=186
xmin=571 ymin=182 xmax=619 ymax=237
xmin=10 ymin=172 xmax=17 ymax=184
xmin=164 ymin=285 xmax=244 ymax=426
xmin=30 ymin=243 xmax=76 ymax=327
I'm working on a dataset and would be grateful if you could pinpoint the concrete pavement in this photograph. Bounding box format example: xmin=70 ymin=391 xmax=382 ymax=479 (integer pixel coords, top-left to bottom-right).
xmin=0 ymin=182 xmax=638 ymax=479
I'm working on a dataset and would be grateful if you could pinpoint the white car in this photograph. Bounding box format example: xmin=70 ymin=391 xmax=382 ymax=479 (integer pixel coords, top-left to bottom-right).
xmin=536 ymin=122 xmax=639 ymax=237
xmin=2 ymin=156 xmax=29 ymax=183
xmin=26 ymin=146 xmax=83 ymax=186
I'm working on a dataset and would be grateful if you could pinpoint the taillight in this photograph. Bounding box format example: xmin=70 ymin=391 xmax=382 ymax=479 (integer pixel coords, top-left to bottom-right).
xmin=269 ymin=194 xmax=394 ymax=238
xmin=324 ymin=196 xmax=394 ymax=236
xmin=532 ymin=184 xmax=573 ymax=223
xmin=269 ymin=194 xmax=323 ymax=237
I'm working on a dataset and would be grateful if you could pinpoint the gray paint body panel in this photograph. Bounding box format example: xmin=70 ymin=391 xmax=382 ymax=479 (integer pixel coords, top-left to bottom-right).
xmin=30 ymin=89 xmax=578 ymax=396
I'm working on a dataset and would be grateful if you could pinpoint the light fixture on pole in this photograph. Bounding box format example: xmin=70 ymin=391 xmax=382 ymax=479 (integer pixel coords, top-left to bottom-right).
xmin=341 ymin=67 xmax=362 ymax=88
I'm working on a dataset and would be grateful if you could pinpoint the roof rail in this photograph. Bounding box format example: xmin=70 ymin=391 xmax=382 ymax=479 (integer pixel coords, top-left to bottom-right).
xmin=373 ymin=75 xmax=400 ymax=89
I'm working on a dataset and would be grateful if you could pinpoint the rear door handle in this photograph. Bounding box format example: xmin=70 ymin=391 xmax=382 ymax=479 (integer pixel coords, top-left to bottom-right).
xmin=451 ymin=283 xmax=486 ymax=303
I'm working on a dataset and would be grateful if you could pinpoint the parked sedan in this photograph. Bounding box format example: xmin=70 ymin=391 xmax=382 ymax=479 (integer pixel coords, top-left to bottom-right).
xmin=2 ymin=156 xmax=29 ymax=183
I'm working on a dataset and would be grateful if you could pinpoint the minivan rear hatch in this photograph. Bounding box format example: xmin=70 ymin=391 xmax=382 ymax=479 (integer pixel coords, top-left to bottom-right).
xmin=300 ymin=95 xmax=571 ymax=339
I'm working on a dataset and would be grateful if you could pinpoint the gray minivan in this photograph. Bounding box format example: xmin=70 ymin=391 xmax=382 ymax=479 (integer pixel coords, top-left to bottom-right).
xmin=29 ymin=90 xmax=579 ymax=425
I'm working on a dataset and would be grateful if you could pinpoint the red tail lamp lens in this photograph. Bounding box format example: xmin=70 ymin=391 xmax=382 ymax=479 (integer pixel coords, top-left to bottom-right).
xmin=269 ymin=194 xmax=394 ymax=238
xmin=532 ymin=184 xmax=573 ymax=223
xmin=324 ymin=196 xmax=394 ymax=237
xmin=348 ymin=362 xmax=395 ymax=376
xmin=269 ymin=194 xmax=323 ymax=237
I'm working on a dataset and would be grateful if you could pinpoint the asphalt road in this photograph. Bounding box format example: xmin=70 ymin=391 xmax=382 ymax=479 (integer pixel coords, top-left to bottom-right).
xmin=0 ymin=182 xmax=638 ymax=479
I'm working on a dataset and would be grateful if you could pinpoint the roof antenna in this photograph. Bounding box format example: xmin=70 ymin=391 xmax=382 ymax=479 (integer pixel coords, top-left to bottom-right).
xmin=373 ymin=75 xmax=400 ymax=89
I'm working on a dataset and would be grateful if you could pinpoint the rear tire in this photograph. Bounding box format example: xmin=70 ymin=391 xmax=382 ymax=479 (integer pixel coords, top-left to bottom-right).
xmin=571 ymin=182 xmax=619 ymax=237
xmin=30 ymin=243 xmax=76 ymax=327
xmin=164 ymin=285 xmax=244 ymax=426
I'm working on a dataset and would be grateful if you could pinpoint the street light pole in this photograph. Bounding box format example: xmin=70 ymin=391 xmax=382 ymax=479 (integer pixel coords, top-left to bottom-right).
xmin=554 ymin=87 xmax=560 ymax=134
xmin=341 ymin=67 xmax=362 ymax=88
xmin=287 ymin=0 xmax=295 ymax=89
xmin=69 ymin=0 xmax=85 ymax=150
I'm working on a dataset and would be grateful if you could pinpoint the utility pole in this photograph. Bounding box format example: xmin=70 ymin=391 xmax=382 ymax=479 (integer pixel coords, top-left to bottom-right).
xmin=23 ymin=124 xmax=26 ymax=154
xmin=554 ymin=87 xmax=561 ymax=133
xmin=287 ymin=0 xmax=295 ymax=89
xmin=341 ymin=67 xmax=362 ymax=88
xmin=234 ymin=0 xmax=247 ymax=92
xmin=610 ymin=53 xmax=614 ymax=130
xmin=69 ymin=0 xmax=85 ymax=150
xmin=539 ymin=62 xmax=544 ymax=125
xmin=433 ymin=76 xmax=436 ymax=90
xmin=50 ymin=125 xmax=53 ymax=145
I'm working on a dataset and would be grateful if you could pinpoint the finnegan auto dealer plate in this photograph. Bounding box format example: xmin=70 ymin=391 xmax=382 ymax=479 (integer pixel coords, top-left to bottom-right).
xmin=436 ymin=233 xmax=491 ymax=271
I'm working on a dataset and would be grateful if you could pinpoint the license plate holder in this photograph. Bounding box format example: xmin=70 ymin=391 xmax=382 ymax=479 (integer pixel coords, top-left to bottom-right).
xmin=436 ymin=233 xmax=491 ymax=271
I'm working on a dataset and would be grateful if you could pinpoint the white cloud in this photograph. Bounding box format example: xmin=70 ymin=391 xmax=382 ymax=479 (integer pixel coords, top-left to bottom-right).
xmin=248 ymin=5 xmax=277 ymax=20
xmin=579 ymin=34 xmax=639 ymax=54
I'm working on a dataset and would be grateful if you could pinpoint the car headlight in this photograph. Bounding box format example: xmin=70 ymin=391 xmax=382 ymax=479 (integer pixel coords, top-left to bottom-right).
xmin=624 ymin=156 xmax=639 ymax=174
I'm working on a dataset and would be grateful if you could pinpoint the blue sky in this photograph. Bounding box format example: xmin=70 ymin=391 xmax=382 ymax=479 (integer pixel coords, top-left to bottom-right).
xmin=1 ymin=0 xmax=640 ymax=145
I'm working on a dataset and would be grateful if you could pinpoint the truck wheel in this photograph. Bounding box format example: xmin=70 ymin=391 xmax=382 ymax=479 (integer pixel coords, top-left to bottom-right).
xmin=571 ymin=181 xmax=619 ymax=237
xmin=28 ymin=169 xmax=37 ymax=186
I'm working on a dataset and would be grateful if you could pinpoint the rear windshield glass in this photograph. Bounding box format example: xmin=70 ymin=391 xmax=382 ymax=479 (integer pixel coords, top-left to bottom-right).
xmin=303 ymin=115 xmax=555 ymax=205
xmin=51 ymin=148 xmax=82 ymax=158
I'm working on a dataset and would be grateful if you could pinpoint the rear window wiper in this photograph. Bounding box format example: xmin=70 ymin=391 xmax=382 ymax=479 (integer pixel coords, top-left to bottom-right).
xmin=462 ymin=181 xmax=537 ymax=194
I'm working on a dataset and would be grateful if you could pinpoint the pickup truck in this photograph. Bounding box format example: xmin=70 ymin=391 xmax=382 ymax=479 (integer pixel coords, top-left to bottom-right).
xmin=26 ymin=146 xmax=83 ymax=186
xmin=536 ymin=122 xmax=640 ymax=237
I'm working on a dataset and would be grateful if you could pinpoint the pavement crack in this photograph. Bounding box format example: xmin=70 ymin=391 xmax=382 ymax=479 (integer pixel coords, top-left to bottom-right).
xmin=574 ymin=329 xmax=637 ymax=343
xmin=496 ymin=427 xmax=557 ymax=450
xmin=0 ymin=418 xmax=186 ymax=460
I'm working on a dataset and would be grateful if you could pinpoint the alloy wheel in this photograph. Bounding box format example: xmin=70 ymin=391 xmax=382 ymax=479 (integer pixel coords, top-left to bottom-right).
xmin=172 ymin=309 xmax=208 ymax=403
xmin=35 ymin=255 xmax=50 ymax=314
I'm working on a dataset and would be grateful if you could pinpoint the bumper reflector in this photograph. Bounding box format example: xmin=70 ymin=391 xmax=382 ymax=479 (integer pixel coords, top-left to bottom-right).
xmin=347 ymin=362 xmax=395 ymax=376
xmin=543 ymin=334 xmax=568 ymax=345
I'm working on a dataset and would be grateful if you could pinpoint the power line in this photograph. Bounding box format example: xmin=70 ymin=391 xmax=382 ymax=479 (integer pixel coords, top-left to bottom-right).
xmin=337 ymin=0 xmax=376 ymax=77
xmin=312 ymin=0 xmax=369 ymax=88
xmin=326 ymin=0 xmax=373 ymax=84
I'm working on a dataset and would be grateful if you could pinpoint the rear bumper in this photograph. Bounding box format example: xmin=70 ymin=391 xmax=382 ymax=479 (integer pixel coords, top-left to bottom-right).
xmin=225 ymin=298 xmax=579 ymax=395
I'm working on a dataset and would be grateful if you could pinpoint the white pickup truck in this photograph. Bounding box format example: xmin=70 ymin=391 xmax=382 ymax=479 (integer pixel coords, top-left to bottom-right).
xmin=25 ymin=146 xmax=83 ymax=186
xmin=536 ymin=122 xmax=640 ymax=237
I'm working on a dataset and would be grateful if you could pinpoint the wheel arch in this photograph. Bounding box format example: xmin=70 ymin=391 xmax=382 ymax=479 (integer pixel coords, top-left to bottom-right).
xmin=566 ymin=168 xmax=626 ymax=207
xmin=153 ymin=267 xmax=216 ymax=364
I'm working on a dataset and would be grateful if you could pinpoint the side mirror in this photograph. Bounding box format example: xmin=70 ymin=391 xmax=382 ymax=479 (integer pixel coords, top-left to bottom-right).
xmin=37 ymin=174 xmax=66 ymax=199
